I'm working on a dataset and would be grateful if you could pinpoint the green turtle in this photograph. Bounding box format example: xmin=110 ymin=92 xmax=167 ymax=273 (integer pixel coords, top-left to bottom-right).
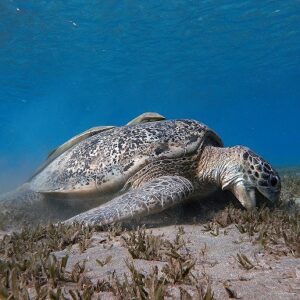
xmin=0 ymin=117 xmax=281 ymax=228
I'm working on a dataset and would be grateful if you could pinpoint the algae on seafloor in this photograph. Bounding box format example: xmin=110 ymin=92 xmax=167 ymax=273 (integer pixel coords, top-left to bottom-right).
xmin=0 ymin=172 xmax=299 ymax=298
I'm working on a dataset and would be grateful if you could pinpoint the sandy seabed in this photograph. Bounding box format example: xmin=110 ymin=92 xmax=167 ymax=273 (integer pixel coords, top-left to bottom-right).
xmin=0 ymin=170 xmax=299 ymax=299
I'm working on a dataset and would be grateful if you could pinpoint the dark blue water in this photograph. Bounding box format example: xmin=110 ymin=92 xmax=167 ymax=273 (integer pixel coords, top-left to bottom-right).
xmin=0 ymin=0 xmax=299 ymax=192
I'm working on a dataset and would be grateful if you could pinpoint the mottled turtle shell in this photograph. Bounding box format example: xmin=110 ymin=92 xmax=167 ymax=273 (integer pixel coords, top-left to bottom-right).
xmin=30 ymin=112 xmax=166 ymax=180
xmin=30 ymin=126 xmax=115 ymax=180
xmin=30 ymin=119 xmax=223 ymax=199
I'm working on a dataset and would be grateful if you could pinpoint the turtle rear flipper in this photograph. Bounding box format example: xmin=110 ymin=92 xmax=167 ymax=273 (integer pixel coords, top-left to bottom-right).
xmin=64 ymin=175 xmax=194 ymax=226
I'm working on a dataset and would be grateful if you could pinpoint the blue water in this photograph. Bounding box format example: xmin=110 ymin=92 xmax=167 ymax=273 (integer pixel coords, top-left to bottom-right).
xmin=0 ymin=0 xmax=299 ymax=192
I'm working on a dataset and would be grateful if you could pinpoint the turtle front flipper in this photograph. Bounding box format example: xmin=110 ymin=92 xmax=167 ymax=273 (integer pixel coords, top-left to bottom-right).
xmin=64 ymin=176 xmax=194 ymax=226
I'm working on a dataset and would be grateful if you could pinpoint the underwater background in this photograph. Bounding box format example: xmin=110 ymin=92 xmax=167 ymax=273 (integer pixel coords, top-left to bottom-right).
xmin=0 ymin=0 xmax=299 ymax=193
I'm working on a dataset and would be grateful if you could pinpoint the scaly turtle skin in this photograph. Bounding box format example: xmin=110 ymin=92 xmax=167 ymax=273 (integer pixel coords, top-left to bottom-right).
xmin=0 ymin=118 xmax=280 ymax=228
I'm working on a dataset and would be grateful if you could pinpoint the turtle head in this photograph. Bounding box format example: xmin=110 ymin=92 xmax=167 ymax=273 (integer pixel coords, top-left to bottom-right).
xmin=222 ymin=146 xmax=281 ymax=209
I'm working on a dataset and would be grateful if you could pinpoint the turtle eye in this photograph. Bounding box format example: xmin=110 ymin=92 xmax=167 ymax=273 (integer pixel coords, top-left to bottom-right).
xmin=270 ymin=176 xmax=278 ymax=187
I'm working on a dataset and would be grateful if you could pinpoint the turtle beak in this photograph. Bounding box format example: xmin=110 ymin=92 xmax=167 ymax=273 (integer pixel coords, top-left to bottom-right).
xmin=231 ymin=183 xmax=281 ymax=209
xmin=231 ymin=182 xmax=256 ymax=210
xmin=257 ymin=186 xmax=281 ymax=206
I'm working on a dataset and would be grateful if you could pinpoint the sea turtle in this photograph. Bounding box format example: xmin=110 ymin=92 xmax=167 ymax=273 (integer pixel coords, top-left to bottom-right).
xmin=0 ymin=117 xmax=281 ymax=228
